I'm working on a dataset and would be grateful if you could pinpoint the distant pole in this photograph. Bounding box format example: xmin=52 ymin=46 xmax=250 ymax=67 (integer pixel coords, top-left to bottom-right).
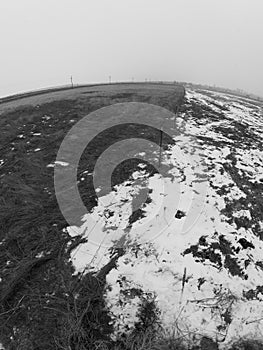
xmin=109 ymin=75 xmax=111 ymax=84
xmin=158 ymin=126 xmax=163 ymax=167
xmin=70 ymin=76 xmax=73 ymax=88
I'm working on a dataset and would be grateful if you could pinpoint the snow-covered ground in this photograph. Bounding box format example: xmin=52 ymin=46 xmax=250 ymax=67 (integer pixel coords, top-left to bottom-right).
xmin=67 ymin=89 xmax=263 ymax=348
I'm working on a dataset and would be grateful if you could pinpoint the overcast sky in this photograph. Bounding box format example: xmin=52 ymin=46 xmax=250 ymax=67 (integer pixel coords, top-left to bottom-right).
xmin=0 ymin=0 xmax=262 ymax=97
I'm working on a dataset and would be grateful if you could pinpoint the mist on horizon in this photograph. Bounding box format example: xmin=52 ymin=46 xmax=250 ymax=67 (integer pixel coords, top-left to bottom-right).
xmin=0 ymin=0 xmax=262 ymax=97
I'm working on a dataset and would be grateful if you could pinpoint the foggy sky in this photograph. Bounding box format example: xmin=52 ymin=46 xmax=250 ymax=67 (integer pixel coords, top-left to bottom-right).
xmin=0 ymin=0 xmax=262 ymax=97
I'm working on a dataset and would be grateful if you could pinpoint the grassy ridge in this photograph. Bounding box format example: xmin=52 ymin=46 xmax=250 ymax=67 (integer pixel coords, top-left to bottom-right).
xmin=0 ymin=83 xmax=185 ymax=350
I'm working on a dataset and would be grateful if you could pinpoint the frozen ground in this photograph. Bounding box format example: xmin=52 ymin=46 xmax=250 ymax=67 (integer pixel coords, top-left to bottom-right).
xmin=68 ymin=89 xmax=263 ymax=348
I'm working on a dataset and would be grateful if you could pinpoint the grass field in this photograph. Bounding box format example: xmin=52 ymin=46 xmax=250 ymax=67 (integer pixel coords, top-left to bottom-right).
xmin=0 ymin=83 xmax=185 ymax=350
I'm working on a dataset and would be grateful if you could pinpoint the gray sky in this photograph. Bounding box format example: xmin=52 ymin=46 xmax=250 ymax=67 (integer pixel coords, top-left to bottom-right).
xmin=0 ymin=0 xmax=262 ymax=97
